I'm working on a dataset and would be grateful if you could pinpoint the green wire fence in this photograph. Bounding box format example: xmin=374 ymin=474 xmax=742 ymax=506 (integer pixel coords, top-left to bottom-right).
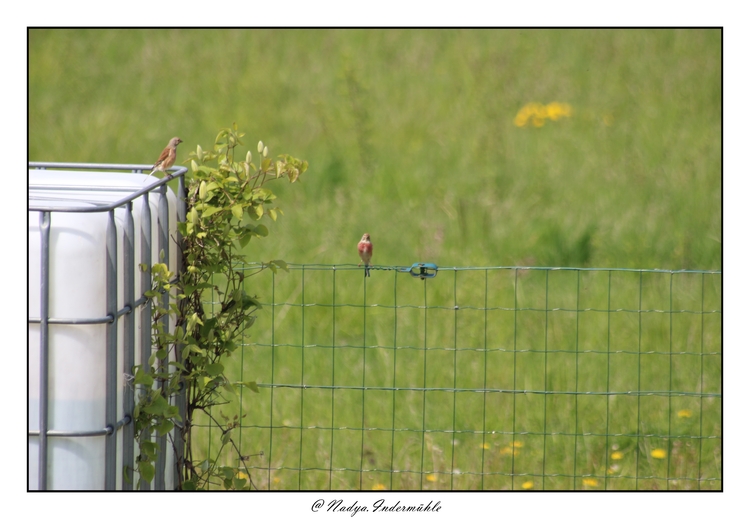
xmin=196 ymin=264 xmax=722 ymax=490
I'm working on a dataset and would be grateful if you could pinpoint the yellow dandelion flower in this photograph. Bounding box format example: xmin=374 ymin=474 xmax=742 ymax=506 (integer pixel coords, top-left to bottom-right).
xmin=236 ymin=471 xmax=248 ymax=480
xmin=521 ymin=481 xmax=534 ymax=489
xmin=611 ymin=451 xmax=624 ymax=460
xmin=372 ymin=483 xmax=387 ymax=490
xmin=547 ymin=102 xmax=572 ymax=120
xmin=481 ymin=442 xmax=491 ymax=450
xmin=582 ymin=477 xmax=599 ymax=487
xmin=499 ymin=446 xmax=513 ymax=456
xmin=511 ymin=441 xmax=524 ymax=448
xmin=514 ymin=102 xmax=572 ymax=128
xmin=651 ymin=448 xmax=667 ymax=459
xmin=514 ymin=103 xmax=541 ymax=127
xmin=545 ymin=102 xmax=565 ymax=120
xmin=530 ymin=102 xmax=546 ymax=117
xmin=678 ymin=409 xmax=693 ymax=418
xmin=426 ymin=474 xmax=438 ymax=482
xmin=513 ymin=105 xmax=530 ymax=127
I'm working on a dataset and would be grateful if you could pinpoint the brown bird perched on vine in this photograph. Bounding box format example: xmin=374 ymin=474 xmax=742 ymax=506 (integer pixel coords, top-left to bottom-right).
xmin=148 ymin=137 xmax=182 ymax=176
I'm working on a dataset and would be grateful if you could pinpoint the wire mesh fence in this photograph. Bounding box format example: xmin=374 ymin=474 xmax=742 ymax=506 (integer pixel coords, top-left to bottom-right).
xmin=195 ymin=264 xmax=722 ymax=491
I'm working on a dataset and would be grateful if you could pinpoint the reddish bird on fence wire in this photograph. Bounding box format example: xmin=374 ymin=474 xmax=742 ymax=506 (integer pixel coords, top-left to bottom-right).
xmin=358 ymin=233 xmax=373 ymax=277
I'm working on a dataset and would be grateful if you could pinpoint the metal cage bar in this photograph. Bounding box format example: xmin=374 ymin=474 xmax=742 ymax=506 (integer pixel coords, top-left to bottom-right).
xmin=105 ymin=209 xmax=118 ymax=489
xmin=122 ymin=202 xmax=136 ymax=490
xmin=37 ymin=211 xmax=51 ymax=490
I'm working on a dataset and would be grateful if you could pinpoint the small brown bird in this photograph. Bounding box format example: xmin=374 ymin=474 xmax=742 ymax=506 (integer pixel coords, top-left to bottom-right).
xmin=148 ymin=137 xmax=182 ymax=176
xmin=358 ymin=233 xmax=373 ymax=277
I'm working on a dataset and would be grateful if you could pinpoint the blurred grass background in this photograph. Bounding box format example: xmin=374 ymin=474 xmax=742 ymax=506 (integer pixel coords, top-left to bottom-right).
xmin=29 ymin=29 xmax=721 ymax=490
xmin=29 ymin=28 xmax=720 ymax=270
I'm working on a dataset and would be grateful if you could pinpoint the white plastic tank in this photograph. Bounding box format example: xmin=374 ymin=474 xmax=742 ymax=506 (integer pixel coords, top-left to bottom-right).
xmin=28 ymin=168 xmax=180 ymax=490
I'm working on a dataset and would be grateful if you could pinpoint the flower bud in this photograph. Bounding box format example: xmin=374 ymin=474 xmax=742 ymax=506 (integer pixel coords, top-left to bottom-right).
xmin=257 ymin=141 xmax=264 ymax=153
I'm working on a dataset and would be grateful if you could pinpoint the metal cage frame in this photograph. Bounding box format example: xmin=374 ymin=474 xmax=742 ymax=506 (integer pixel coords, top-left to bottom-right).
xmin=28 ymin=162 xmax=187 ymax=490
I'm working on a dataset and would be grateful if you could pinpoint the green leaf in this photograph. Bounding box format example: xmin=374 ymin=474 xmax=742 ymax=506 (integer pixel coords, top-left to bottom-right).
xmin=164 ymin=405 xmax=181 ymax=419
xmin=237 ymin=380 xmax=260 ymax=393
xmin=142 ymin=395 xmax=169 ymax=415
xmin=133 ymin=368 xmax=154 ymax=386
xmin=201 ymin=205 xmax=222 ymax=219
xmin=183 ymin=344 xmax=207 ymax=357
xmin=140 ymin=441 xmax=159 ymax=458
xmin=155 ymin=419 xmax=174 ymax=436
xmin=168 ymin=359 xmax=187 ymax=372
xmin=254 ymin=224 xmax=268 ymax=237
xmin=139 ymin=461 xmax=155 ymax=483
xmin=231 ymin=204 xmax=243 ymax=220
xmin=182 ymin=480 xmax=196 ymax=491
xmin=188 ymin=207 xmax=198 ymax=224
xmin=205 ymin=363 xmax=225 ymax=376
xmin=239 ymin=232 xmax=252 ymax=249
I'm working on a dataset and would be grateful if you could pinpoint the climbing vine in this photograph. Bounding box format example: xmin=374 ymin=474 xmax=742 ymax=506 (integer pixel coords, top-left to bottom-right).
xmin=133 ymin=124 xmax=307 ymax=489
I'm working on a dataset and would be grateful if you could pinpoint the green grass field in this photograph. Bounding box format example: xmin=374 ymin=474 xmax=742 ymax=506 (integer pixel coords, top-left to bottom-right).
xmin=29 ymin=29 xmax=721 ymax=490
